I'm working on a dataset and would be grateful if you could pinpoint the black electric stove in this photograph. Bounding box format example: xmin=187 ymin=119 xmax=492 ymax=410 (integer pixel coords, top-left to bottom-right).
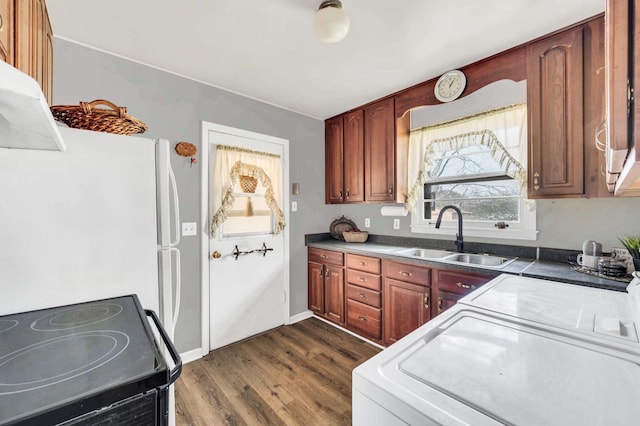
xmin=0 ymin=295 xmax=181 ymax=426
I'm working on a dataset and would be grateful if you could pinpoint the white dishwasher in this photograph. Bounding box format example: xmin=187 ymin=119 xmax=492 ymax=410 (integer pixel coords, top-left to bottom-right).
xmin=352 ymin=274 xmax=640 ymax=426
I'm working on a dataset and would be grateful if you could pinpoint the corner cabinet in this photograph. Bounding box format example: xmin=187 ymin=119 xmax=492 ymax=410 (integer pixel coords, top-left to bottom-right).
xmin=308 ymin=248 xmax=345 ymax=325
xmin=1 ymin=0 xmax=53 ymax=105
xmin=527 ymin=17 xmax=607 ymax=198
xmin=325 ymin=98 xmax=395 ymax=204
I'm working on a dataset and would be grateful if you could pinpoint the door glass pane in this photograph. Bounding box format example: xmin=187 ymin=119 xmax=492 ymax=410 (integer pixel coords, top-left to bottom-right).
xmin=221 ymin=195 xmax=274 ymax=237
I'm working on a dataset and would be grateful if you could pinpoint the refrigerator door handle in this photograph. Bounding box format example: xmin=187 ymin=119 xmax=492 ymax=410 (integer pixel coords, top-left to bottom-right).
xmin=168 ymin=163 xmax=181 ymax=248
xmin=169 ymin=247 xmax=181 ymax=335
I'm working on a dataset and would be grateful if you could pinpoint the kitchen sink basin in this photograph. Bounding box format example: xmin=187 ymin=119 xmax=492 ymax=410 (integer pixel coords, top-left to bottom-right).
xmin=393 ymin=248 xmax=454 ymax=259
xmin=442 ymin=253 xmax=516 ymax=268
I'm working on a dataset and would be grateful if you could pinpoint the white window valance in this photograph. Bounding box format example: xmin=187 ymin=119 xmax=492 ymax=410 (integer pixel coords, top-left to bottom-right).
xmin=406 ymin=103 xmax=528 ymax=212
xmin=210 ymin=146 xmax=285 ymax=237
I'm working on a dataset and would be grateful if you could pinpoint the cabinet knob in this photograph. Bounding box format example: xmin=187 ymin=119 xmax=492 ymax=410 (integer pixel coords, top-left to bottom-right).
xmin=211 ymin=250 xmax=221 ymax=259
xmin=358 ymin=277 xmax=367 ymax=282
xmin=424 ymin=294 xmax=430 ymax=310
xmin=359 ymin=261 xmax=367 ymax=266
xmin=358 ymin=315 xmax=368 ymax=322
xmin=400 ymin=271 xmax=413 ymax=277
xmin=346 ymin=188 xmax=350 ymax=199
xmin=358 ymin=293 xmax=367 ymax=299
xmin=438 ymin=296 xmax=443 ymax=313
xmin=388 ymin=185 xmax=393 ymax=195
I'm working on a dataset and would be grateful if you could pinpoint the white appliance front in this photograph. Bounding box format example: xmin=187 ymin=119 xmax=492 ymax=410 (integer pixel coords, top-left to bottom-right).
xmin=353 ymin=275 xmax=640 ymax=426
xmin=458 ymin=274 xmax=640 ymax=349
xmin=0 ymin=126 xmax=178 ymax=324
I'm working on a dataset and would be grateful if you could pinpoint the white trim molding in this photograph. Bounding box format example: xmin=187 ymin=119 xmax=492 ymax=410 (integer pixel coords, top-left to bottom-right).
xmin=180 ymin=348 xmax=204 ymax=365
xmin=288 ymin=310 xmax=314 ymax=324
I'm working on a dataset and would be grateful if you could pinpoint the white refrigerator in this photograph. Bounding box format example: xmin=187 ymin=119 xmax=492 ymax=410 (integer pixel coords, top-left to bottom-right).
xmin=0 ymin=125 xmax=181 ymax=336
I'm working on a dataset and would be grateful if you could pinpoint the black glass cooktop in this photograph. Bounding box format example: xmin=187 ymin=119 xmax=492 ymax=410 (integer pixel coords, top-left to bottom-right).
xmin=0 ymin=295 xmax=169 ymax=425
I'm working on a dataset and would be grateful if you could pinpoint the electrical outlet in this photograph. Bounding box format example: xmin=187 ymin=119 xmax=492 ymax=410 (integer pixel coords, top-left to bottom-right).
xmin=291 ymin=201 xmax=298 ymax=212
xmin=393 ymin=219 xmax=400 ymax=230
xmin=364 ymin=218 xmax=371 ymax=228
xmin=181 ymin=222 xmax=197 ymax=236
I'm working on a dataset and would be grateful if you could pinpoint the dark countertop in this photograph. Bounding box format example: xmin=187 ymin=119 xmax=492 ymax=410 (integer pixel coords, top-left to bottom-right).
xmin=306 ymin=239 xmax=630 ymax=292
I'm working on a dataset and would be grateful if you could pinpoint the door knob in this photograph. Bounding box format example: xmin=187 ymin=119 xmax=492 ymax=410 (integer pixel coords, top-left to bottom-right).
xmin=211 ymin=250 xmax=221 ymax=259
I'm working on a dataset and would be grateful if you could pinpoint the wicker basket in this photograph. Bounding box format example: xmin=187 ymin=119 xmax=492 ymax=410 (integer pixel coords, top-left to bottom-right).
xmin=343 ymin=231 xmax=369 ymax=243
xmin=50 ymin=100 xmax=148 ymax=135
xmin=239 ymin=175 xmax=258 ymax=193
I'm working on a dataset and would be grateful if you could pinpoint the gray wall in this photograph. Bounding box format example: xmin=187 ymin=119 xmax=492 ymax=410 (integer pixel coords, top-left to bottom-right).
xmin=53 ymin=39 xmax=341 ymax=353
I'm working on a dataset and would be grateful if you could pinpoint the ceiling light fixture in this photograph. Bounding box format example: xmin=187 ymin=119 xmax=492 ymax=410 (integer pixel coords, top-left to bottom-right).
xmin=313 ymin=0 xmax=350 ymax=43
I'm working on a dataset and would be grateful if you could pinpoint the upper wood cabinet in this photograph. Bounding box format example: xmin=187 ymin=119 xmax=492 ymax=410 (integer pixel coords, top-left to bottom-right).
xmin=325 ymin=110 xmax=365 ymax=203
xmin=527 ymin=17 xmax=607 ymax=198
xmin=364 ymin=98 xmax=395 ymax=202
xmin=1 ymin=0 xmax=53 ymax=105
xmin=0 ymin=0 xmax=13 ymax=64
xmin=325 ymin=99 xmax=395 ymax=204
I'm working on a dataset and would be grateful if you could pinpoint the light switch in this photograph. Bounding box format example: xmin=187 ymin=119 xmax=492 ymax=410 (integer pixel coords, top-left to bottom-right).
xmin=182 ymin=222 xmax=197 ymax=236
xmin=364 ymin=218 xmax=370 ymax=228
xmin=393 ymin=219 xmax=400 ymax=230
xmin=292 ymin=201 xmax=298 ymax=212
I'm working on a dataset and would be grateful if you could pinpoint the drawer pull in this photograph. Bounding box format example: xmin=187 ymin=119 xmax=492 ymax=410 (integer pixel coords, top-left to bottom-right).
xmin=358 ymin=293 xmax=367 ymax=299
xmin=424 ymin=294 xmax=430 ymax=310
xmin=358 ymin=277 xmax=367 ymax=282
xmin=456 ymin=282 xmax=476 ymax=290
xmin=438 ymin=296 xmax=443 ymax=313
xmin=359 ymin=261 xmax=367 ymax=266
xmin=0 ymin=14 xmax=3 ymax=31
xmin=400 ymin=271 xmax=413 ymax=277
xmin=358 ymin=316 xmax=368 ymax=322
xmin=320 ymin=254 xmax=328 ymax=259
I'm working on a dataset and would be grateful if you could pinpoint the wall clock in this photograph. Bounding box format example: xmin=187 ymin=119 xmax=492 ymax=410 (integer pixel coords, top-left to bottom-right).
xmin=434 ymin=69 xmax=467 ymax=103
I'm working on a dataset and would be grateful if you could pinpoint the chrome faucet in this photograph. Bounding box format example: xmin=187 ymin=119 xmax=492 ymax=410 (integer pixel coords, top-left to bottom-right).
xmin=435 ymin=205 xmax=464 ymax=253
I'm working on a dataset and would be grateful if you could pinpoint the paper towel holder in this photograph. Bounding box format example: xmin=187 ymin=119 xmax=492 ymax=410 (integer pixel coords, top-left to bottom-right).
xmin=380 ymin=205 xmax=408 ymax=216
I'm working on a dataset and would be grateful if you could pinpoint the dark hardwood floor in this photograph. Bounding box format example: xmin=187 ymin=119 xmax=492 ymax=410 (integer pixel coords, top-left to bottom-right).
xmin=175 ymin=317 xmax=380 ymax=425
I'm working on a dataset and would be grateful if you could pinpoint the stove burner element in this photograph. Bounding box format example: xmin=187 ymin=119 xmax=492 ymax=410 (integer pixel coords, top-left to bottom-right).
xmin=0 ymin=320 xmax=18 ymax=334
xmin=0 ymin=331 xmax=130 ymax=395
xmin=30 ymin=303 xmax=123 ymax=331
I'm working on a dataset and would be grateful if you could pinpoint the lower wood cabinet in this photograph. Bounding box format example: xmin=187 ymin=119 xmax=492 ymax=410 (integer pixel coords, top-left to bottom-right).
xmin=307 ymin=248 xmax=495 ymax=346
xmin=345 ymin=254 xmax=382 ymax=342
xmin=433 ymin=269 xmax=493 ymax=317
xmin=382 ymin=260 xmax=431 ymax=346
xmin=308 ymin=248 xmax=345 ymax=325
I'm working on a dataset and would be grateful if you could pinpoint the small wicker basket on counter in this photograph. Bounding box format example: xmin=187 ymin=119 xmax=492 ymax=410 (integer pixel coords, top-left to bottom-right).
xmin=343 ymin=230 xmax=369 ymax=243
xmin=50 ymin=99 xmax=148 ymax=136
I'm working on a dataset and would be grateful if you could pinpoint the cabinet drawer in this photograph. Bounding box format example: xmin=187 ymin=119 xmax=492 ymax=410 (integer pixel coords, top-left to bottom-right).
xmin=437 ymin=270 xmax=491 ymax=295
xmin=346 ymin=283 xmax=381 ymax=308
xmin=346 ymin=253 xmax=381 ymax=274
xmin=347 ymin=299 xmax=381 ymax=341
xmin=345 ymin=268 xmax=381 ymax=291
xmin=308 ymin=248 xmax=344 ymax=266
xmin=383 ymin=260 xmax=430 ymax=286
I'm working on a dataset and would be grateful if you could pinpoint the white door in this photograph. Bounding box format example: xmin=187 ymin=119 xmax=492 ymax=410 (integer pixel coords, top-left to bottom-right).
xmin=206 ymin=124 xmax=289 ymax=351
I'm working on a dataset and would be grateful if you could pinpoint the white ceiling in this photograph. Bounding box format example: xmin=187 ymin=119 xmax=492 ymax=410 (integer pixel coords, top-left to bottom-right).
xmin=45 ymin=0 xmax=605 ymax=120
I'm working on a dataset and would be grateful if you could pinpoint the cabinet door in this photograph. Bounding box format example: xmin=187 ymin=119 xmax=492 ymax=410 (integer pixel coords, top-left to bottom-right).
xmin=324 ymin=264 xmax=345 ymax=325
xmin=436 ymin=290 xmax=460 ymax=316
xmin=527 ymin=26 xmax=584 ymax=197
xmin=308 ymin=262 xmax=325 ymax=315
xmin=364 ymin=98 xmax=395 ymax=201
xmin=383 ymin=278 xmax=430 ymax=346
xmin=343 ymin=109 xmax=365 ymax=202
xmin=325 ymin=116 xmax=344 ymax=203
xmin=0 ymin=0 xmax=12 ymax=64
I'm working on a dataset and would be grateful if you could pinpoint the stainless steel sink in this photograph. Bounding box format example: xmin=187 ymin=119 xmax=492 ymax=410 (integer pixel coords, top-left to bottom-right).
xmin=393 ymin=248 xmax=454 ymax=259
xmin=442 ymin=253 xmax=516 ymax=268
